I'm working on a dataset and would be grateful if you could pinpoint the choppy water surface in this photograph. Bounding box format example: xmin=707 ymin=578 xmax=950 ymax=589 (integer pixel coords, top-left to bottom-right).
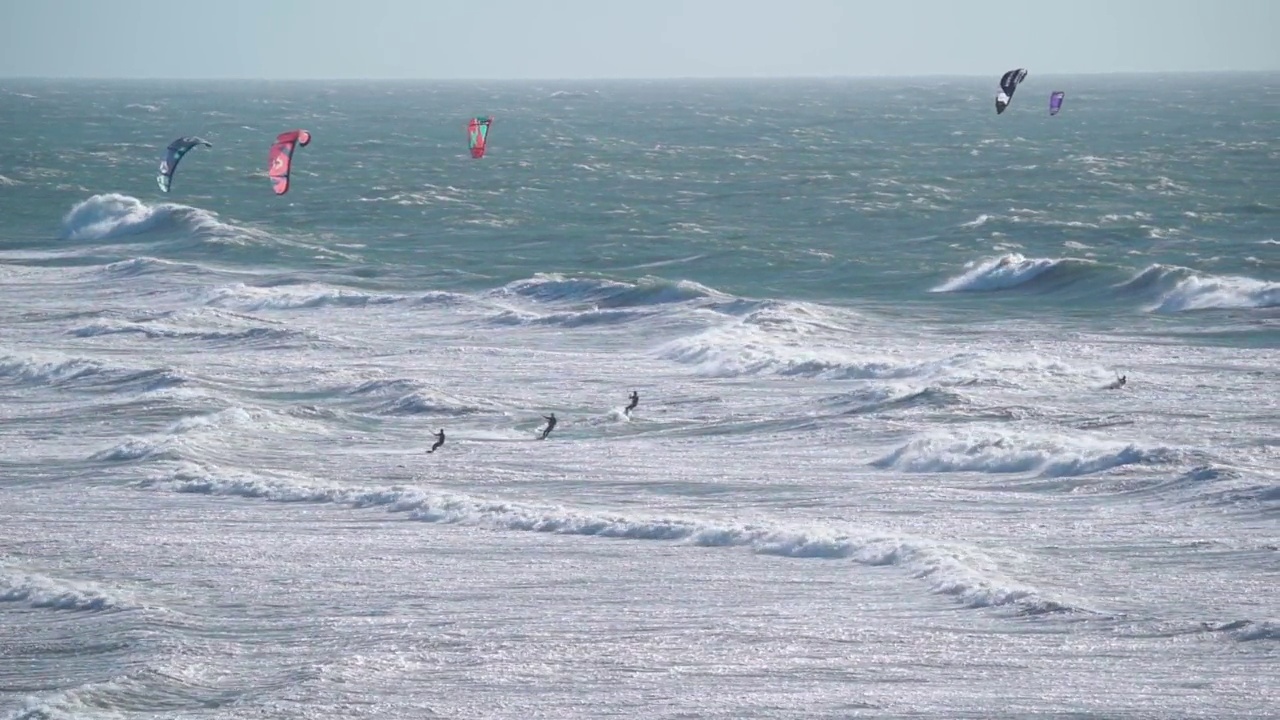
xmin=2 ymin=75 xmax=1277 ymax=719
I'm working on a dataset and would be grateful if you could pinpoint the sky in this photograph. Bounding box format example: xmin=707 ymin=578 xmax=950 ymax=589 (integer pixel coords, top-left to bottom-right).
xmin=2 ymin=0 xmax=1277 ymax=79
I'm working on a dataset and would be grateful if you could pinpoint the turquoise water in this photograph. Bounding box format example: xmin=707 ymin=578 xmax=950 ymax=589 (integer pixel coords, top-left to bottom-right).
xmin=5 ymin=76 xmax=1277 ymax=311
xmin=1 ymin=76 xmax=1277 ymax=718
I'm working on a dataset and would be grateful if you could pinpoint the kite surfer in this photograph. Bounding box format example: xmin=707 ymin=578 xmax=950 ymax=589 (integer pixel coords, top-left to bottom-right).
xmin=539 ymin=413 xmax=557 ymax=440
xmin=1106 ymin=375 xmax=1127 ymax=390
xmin=427 ymin=428 xmax=445 ymax=453
xmin=624 ymin=391 xmax=639 ymax=416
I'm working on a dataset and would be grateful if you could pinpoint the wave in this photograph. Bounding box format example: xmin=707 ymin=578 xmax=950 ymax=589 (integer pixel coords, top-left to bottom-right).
xmin=931 ymin=253 xmax=1097 ymax=293
xmin=827 ymin=386 xmax=969 ymax=415
xmin=490 ymin=273 xmax=724 ymax=310
xmin=90 ymin=437 xmax=180 ymax=462
xmin=652 ymin=298 xmax=894 ymax=379
xmin=658 ymin=322 xmax=1086 ymax=387
xmin=0 ymin=352 xmax=103 ymax=386
xmin=873 ymin=430 xmax=1190 ymax=479
xmin=94 ymin=412 xmax=218 ymax=462
xmin=1112 ymin=264 xmax=1280 ymax=312
xmin=478 ymin=273 xmax=770 ymax=330
xmin=95 ymin=256 xmax=211 ymax=278
xmin=0 ymin=351 xmax=187 ymax=392
xmin=343 ymin=377 xmax=499 ymax=416
xmin=1229 ymin=620 xmax=1280 ymax=642
xmin=955 ymin=211 xmax=1101 ymax=233
xmin=0 ymin=568 xmax=129 ymax=612
xmin=997 ymin=462 xmax=1263 ymax=502
xmin=71 ymin=320 xmax=293 ymax=343
xmin=1196 ymin=480 xmax=1280 ymax=511
xmin=90 ymin=405 xmax=336 ymax=465
xmin=69 ymin=312 xmax=303 ymax=345
xmin=414 ymin=290 xmax=474 ymax=307
xmin=204 ymin=282 xmax=406 ymax=311
xmin=60 ymin=193 xmax=232 ymax=242
xmin=658 ymin=326 xmax=913 ymax=379
xmin=139 ymin=464 xmax=1089 ymax=616
xmin=55 ymin=194 xmax=337 ymax=265
xmin=347 ymin=378 xmax=422 ymax=396
xmin=489 ymin=306 xmax=659 ymax=329
xmin=1121 ymin=466 xmax=1280 ymax=515
xmin=374 ymin=391 xmax=493 ymax=417
xmin=87 ymin=411 xmax=241 ymax=464
xmin=932 ymin=256 xmax=1280 ymax=313
xmin=1128 ymin=618 xmax=1280 ymax=644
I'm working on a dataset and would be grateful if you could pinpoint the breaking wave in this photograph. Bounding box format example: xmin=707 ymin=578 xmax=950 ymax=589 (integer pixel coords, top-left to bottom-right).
xmin=139 ymin=464 xmax=1092 ymax=617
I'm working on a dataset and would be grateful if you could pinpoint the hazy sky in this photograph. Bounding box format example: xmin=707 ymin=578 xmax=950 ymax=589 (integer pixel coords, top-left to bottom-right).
xmin=2 ymin=0 xmax=1277 ymax=79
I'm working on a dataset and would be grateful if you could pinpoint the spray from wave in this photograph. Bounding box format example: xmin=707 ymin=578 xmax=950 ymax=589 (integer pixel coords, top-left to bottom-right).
xmin=59 ymin=193 xmax=233 ymax=241
xmin=1111 ymin=264 xmax=1280 ymax=312
xmin=873 ymin=429 xmax=1191 ymax=479
xmin=931 ymin=253 xmax=1097 ymax=293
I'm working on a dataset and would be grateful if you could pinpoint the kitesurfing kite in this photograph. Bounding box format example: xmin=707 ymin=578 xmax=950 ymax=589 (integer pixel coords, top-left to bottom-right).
xmin=468 ymin=117 xmax=492 ymax=159
xmin=995 ymin=69 xmax=1028 ymax=114
xmin=156 ymin=137 xmax=211 ymax=193
xmin=1049 ymin=91 xmax=1065 ymax=116
xmin=267 ymin=129 xmax=311 ymax=195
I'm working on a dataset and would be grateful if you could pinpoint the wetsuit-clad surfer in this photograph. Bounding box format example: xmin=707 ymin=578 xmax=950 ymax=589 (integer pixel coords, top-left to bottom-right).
xmin=539 ymin=414 xmax=557 ymax=440
xmin=427 ymin=429 xmax=445 ymax=453
xmin=624 ymin=391 xmax=639 ymax=416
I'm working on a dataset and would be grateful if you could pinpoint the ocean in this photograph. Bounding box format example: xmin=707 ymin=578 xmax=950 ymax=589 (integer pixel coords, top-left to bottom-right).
xmin=1 ymin=74 xmax=1277 ymax=719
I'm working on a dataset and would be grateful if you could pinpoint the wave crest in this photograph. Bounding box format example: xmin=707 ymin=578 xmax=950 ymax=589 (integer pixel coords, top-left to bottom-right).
xmin=932 ymin=253 xmax=1095 ymax=293
xmin=139 ymin=464 xmax=1092 ymax=617
xmin=0 ymin=570 xmax=128 ymax=612
xmin=873 ymin=431 xmax=1189 ymax=479
xmin=60 ymin=193 xmax=220 ymax=241
xmin=492 ymin=273 xmax=723 ymax=309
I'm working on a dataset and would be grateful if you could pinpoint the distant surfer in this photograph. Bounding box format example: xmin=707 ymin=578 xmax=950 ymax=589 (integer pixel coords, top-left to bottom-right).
xmin=1106 ymin=375 xmax=1127 ymax=390
xmin=624 ymin=391 xmax=639 ymax=416
xmin=539 ymin=413 xmax=557 ymax=440
xmin=427 ymin=428 xmax=445 ymax=453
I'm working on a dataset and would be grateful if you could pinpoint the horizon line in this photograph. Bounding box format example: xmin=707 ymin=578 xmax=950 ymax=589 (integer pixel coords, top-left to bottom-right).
xmin=2 ymin=69 xmax=1275 ymax=83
